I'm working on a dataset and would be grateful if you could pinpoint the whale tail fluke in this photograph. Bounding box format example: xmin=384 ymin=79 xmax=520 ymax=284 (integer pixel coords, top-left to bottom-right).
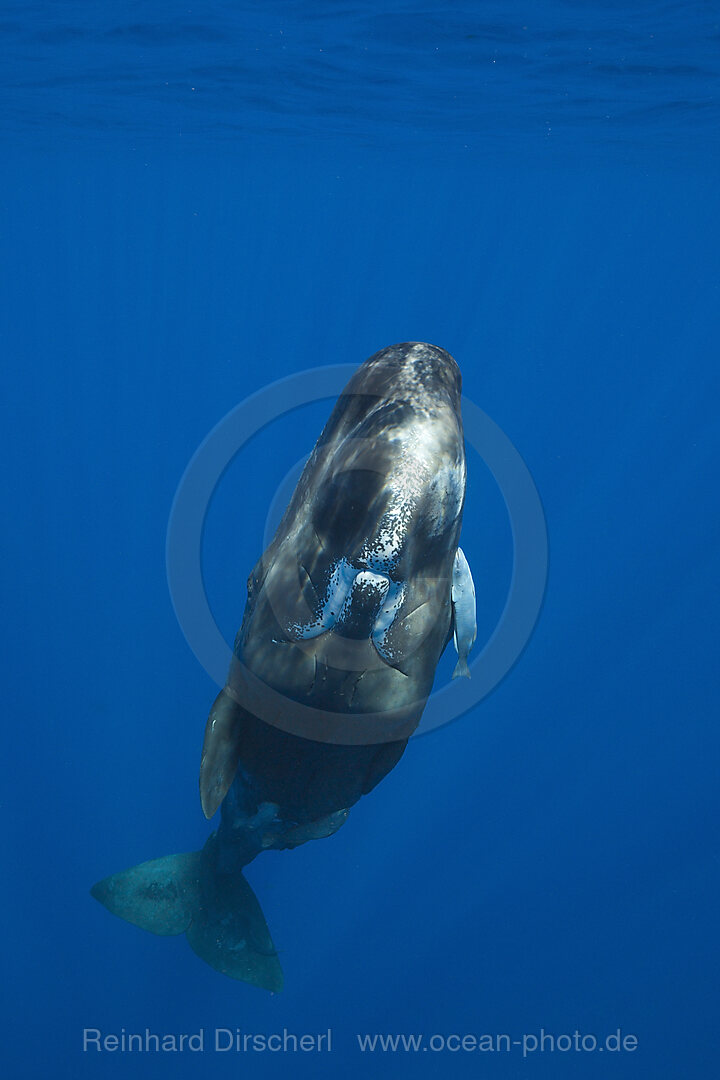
xmin=451 ymin=657 xmax=471 ymax=679
xmin=90 ymin=836 xmax=283 ymax=992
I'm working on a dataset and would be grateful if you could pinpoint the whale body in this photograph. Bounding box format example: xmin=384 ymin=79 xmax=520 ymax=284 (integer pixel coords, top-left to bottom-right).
xmin=91 ymin=342 xmax=476 ymax=990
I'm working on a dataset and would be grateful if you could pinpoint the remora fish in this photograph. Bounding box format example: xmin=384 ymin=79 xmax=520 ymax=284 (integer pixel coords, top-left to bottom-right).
xmin=91 ymin=342 xmax=477 ymax=990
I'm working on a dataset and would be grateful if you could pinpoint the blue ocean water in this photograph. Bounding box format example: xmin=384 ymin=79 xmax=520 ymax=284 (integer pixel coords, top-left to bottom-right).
xmin=2 ymin=3 xmax=719 ymax=1078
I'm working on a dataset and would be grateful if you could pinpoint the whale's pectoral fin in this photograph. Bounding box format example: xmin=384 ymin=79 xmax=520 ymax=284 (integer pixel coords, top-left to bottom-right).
xmin=199 ymin=689 xmax=245 ymax=820
xmin=91 ymin=837 xmax=283 ymax=992
xmin=451 ymin=546 xmax=477 ymax=679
